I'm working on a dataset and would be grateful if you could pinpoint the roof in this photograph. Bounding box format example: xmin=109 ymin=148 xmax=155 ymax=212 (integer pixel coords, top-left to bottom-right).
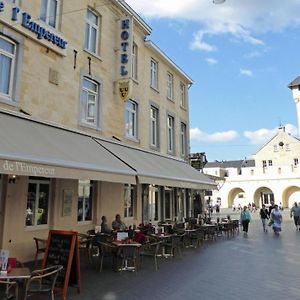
xmin=288 ymin=76 xmax=300 ymax=89
xmin=204 ymin=159 xmax=255 ymax=169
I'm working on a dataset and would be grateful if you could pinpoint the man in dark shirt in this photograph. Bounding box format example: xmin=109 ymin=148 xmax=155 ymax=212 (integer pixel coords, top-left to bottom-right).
xmin=268 ymin=200 xmax=276 ymax=217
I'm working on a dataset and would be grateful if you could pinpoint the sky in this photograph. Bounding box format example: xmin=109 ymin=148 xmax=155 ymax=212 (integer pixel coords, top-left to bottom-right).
xmin=125 ymin=0 xmax=300 ymax=162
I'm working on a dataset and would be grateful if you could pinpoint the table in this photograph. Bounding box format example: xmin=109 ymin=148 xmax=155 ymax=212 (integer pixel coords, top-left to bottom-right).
xmin=112 ymin=241 xmax=141 ymax=271
xmin=0 ymin=267 xmax=31 ymax=300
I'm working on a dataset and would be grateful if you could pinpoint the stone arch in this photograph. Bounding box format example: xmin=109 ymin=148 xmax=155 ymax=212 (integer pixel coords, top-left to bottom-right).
xmin=227 ymin=188 xmax=245 ymax=208
xmin=282 ymin=186 xmax=300 ymax=208
xmin=253 ymin=186 xmax=274 ymax=208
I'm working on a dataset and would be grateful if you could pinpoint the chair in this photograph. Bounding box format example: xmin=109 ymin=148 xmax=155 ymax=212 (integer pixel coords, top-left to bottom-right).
xmin=0 ymin=280 xmax=18 ymax=299
xmin=24 ymin=265 xmax=63 ymax=300
xmin=78 ymin=233 xmax=93 ymax=263
xmin=140 ymin=241 xmax=162 ymax=271
xmin=98 ymin=242 xmax=117 ymax=272
xmin=190 ymin=229 xmax=205 ymax=248
xmin=163 ymin=235 xmax=182 ymax=258
xmin=33 ymin=237 xmax=46 ymax=267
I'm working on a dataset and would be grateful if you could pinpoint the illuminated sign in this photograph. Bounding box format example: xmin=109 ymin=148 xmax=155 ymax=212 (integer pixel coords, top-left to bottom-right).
xmin=119 ymin=18 xmax=133 ymax=77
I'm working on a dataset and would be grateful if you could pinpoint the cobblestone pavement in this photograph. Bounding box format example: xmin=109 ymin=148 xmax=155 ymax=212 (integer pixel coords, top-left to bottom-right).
xmin=65 ymin=209 xmax=300 ymax=300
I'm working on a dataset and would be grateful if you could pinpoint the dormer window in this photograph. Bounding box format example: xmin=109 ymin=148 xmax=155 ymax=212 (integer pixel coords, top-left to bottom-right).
xmin=268 ymin=160 xmax=273 ymax=166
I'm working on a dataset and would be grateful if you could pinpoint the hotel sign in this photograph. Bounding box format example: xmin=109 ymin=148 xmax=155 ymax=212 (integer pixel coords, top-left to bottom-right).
xmin=119 ymin=18 xmax=133 ymax=77
xmin=0 ymin=1 xmax=68 ymax=50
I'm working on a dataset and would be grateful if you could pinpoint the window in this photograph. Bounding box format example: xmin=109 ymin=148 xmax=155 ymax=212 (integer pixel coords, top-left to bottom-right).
xmin=85 ymin=9 xmax=99 ymax=54
xmin=251 ymin=169 xmax=254 ymax=175
xmin=273 ymin=145 xmax=278 ymax=152
xmin=26 ymin=178 xmax=50 ymax=227
xmin=125 ymin=100 xmax=138 ymax=139
xmin=180 ymin=82 xmax=186 ymax=108
xmin=124 ymin=184 xmax=136 ymax=218
xmin=40 ymin=0 xmax=58 ymax=28
xmin=262 ymin=160 xmax=267 ymax=167
xmin=167 ymin=72 xmax=174 ymax=99
xmin=150 ymin=59 xmax=158 ymax=89
xmin=167 ymin=115 xmax=175 ymax=153
xmin=0 ymin=36 xmax=16 ymax=100
xmin=81 ymin=77 xmax=99 ymax=127
xmin=285 ymin=144 xmax=290 ymax=151
xmin=268 ymin=160 xmax=273 ymax=166
xmin=131 ymin=43 xmax=138 ymax=80
xmin=294 ymin=158 xmax=298 ymax=167
xmin=150 ymin=106 xmax=159 ymax=147
xmin=78 ymin=180 xmax=93 ymax=222
xmin=180 ymin=122 xmax=187 ymax=156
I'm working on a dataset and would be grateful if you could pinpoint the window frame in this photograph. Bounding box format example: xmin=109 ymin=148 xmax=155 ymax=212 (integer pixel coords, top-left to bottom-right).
xmin=40 ymin=0 xmax=59 ymax=28
xmin=0 ymin=35 xmax=16 ymax=101
xmin=131 ymin=42 xmax=138 ymax=80
xmin=262 ymin=160 xmax=267 ymax=168
xmin=167 ymin=115 xmax=175 ymax=154
xmin=150 ymin=59 xmax=158 ymax=90
xmin=124 ymin=184 xmax=136 ymax=219
xmin=180 ymin=122 xmax=187 ymax=156
xmin=125 ymin=99 xmax=138 ymax=140
xmin=84 ymin=8 xmax=100 ymax=55
xmin=180 ymin=82 xmax=186 ymax=108
xmin=80 ymin=76 xmax=100 ymax=128
xmin=150 ymin=105 xmax=159 ymax=148
xmin=25 ymin=178 xmax=50 ymax=229
xmin=294 ymin=158 xmax=299 ymax=167
xmin=77 ymin=180 xmax=94 ymax=223
xmin=167 ymin=72 xmax=174 ymax=100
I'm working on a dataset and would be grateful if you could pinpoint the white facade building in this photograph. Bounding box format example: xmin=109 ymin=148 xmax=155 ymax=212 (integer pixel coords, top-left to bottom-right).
xmin=203 ymin=76 xmax=300 ymax=208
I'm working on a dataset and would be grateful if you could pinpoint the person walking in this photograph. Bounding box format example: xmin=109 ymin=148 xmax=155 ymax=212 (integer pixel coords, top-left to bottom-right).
xmin=268 ymin=199 xmax=276 ymax=218
xmin=259 ymin=204 xmax=269 ymax=232
xmin=290 ymin=202 xmax=300 ymax=231
xmin=240 ymin=206 xmax=251 ymax=236
xmin=270 ymin=204 xmax=282 ymax=235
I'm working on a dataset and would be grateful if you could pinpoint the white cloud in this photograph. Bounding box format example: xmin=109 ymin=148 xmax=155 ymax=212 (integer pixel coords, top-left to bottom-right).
xmin=190 ymin=31 xmax=216 ymax=52
xmin=243 ymin=51 xmax=262 ymax=59
xmin=206 ymin=58 xmax=218 ymax=65
xmin=126 ymin=0 xmax=300 ymax=50
xmin=190 ymin=128 xmax=239 ymax=142
xmin=240 ymin=69 xmax=253 ymax=77
xmin=244 ymin=124 xmax=298 ymax=145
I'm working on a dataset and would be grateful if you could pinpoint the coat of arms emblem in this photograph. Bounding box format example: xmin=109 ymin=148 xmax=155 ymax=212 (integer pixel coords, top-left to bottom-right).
xmin=119 ymin=81 xmax=129 ymax=101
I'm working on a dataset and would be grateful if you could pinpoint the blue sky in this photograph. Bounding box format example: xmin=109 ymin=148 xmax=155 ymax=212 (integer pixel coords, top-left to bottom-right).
xmin=126 ymin=0 xmax=300 ymax=161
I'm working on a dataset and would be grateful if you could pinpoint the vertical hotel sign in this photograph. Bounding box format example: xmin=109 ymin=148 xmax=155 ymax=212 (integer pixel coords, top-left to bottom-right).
xmin=118 ymin=17 xmax=133 ymax=101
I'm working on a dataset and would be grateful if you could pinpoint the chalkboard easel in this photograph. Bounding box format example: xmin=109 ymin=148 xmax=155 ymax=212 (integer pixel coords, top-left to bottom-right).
xmin=42 ymin=230 xmax=81 ymax=300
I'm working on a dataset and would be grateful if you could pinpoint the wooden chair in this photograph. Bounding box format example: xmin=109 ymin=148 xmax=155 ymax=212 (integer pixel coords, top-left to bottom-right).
xmin=33 ymin=237 xmax=46 ymax=266
xmin=24 ymin=265 xmax=63 ymax=300
xmin=78 ymin=233 xmax=93 ymax=263
xmin=98 ymin=242 xmax=117 ymax=272
xmin=0 ymin=280 xmax=18 ymax=299
xmin=140 ymin=241 xmax=162 ymax=271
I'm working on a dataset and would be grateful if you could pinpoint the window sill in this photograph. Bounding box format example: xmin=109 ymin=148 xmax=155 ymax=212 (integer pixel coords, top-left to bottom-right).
xmin=150 ymin=145 xmax=160 ymax=152
xmin=180 ymin=105 xmax=187 ymax=111
xmin=167 ymin=97 xmax=175 ymax=103
xmin=25 ymin=225 xmax=49 ymax=231
xmin=0 ymin=96 xmax=18 ymax=107
xmin=132 ymin=78 xmax=139 ymax=85
xmin=150 ymin=86 xmax=159 ymax=93
xmin=83 ymin=49 xmax=103 ymax=62
xmin=77 ymin=221 xmax=93 ymax=225
xmin=79 ymin=121 xmax=101 ymax=131
xmin=125 ymin=135 xmax=140 ymax=144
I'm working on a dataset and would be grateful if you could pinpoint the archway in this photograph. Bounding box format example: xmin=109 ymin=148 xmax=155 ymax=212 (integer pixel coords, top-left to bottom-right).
xmin=253 ymin=187 xmax=274 ymax=208
xmin=227 ymin=188 xmax=245 ymax=208
xmin=282 ymin=186 xmax=300 ymax=208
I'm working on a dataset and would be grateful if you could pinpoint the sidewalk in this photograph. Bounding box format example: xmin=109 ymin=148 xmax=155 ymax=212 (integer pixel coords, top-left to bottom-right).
xmin=66 ymin=209 xmax=300 ymax=300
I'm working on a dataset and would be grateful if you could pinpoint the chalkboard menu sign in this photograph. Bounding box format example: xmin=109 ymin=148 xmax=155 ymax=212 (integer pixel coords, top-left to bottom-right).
xmin=42 ymin=230 xmax=81 ymax=300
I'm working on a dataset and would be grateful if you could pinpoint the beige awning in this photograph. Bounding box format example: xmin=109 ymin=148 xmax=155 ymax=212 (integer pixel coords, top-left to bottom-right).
xmin=0 ymin=111 xmax=136 ymax=183
xmin=96 ymin=139 xmax=216 ymax=190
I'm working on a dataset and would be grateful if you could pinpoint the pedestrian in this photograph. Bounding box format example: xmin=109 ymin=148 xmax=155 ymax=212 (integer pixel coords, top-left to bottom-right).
xmin=240 ymin=206 xmax=251 ymax=236
xmin=259 ymin=204 xmax=269 ymax=232
xmin=270 ymin=204 xmax=282 ymax=235
xmin=216 ymin=204 xmax=220 ymax=213
xmin=268 ymin=199 xmax=276 ymax=218
xmin=290 ymin=202 xmax=300 ymax=231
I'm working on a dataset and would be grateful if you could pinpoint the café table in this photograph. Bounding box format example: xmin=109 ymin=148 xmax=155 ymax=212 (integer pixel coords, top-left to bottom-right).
xmin=0 ymin=267 xmax=31 ymax=299
xmin=112 ymin=241 xmax=142 ymax=271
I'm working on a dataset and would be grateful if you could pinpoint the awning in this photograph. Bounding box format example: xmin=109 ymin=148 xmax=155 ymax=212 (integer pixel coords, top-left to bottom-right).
xmin=96 ymin=139 xmax=216 ymax=190
xmin=0 ymin=111 xmax=136 ymax=183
